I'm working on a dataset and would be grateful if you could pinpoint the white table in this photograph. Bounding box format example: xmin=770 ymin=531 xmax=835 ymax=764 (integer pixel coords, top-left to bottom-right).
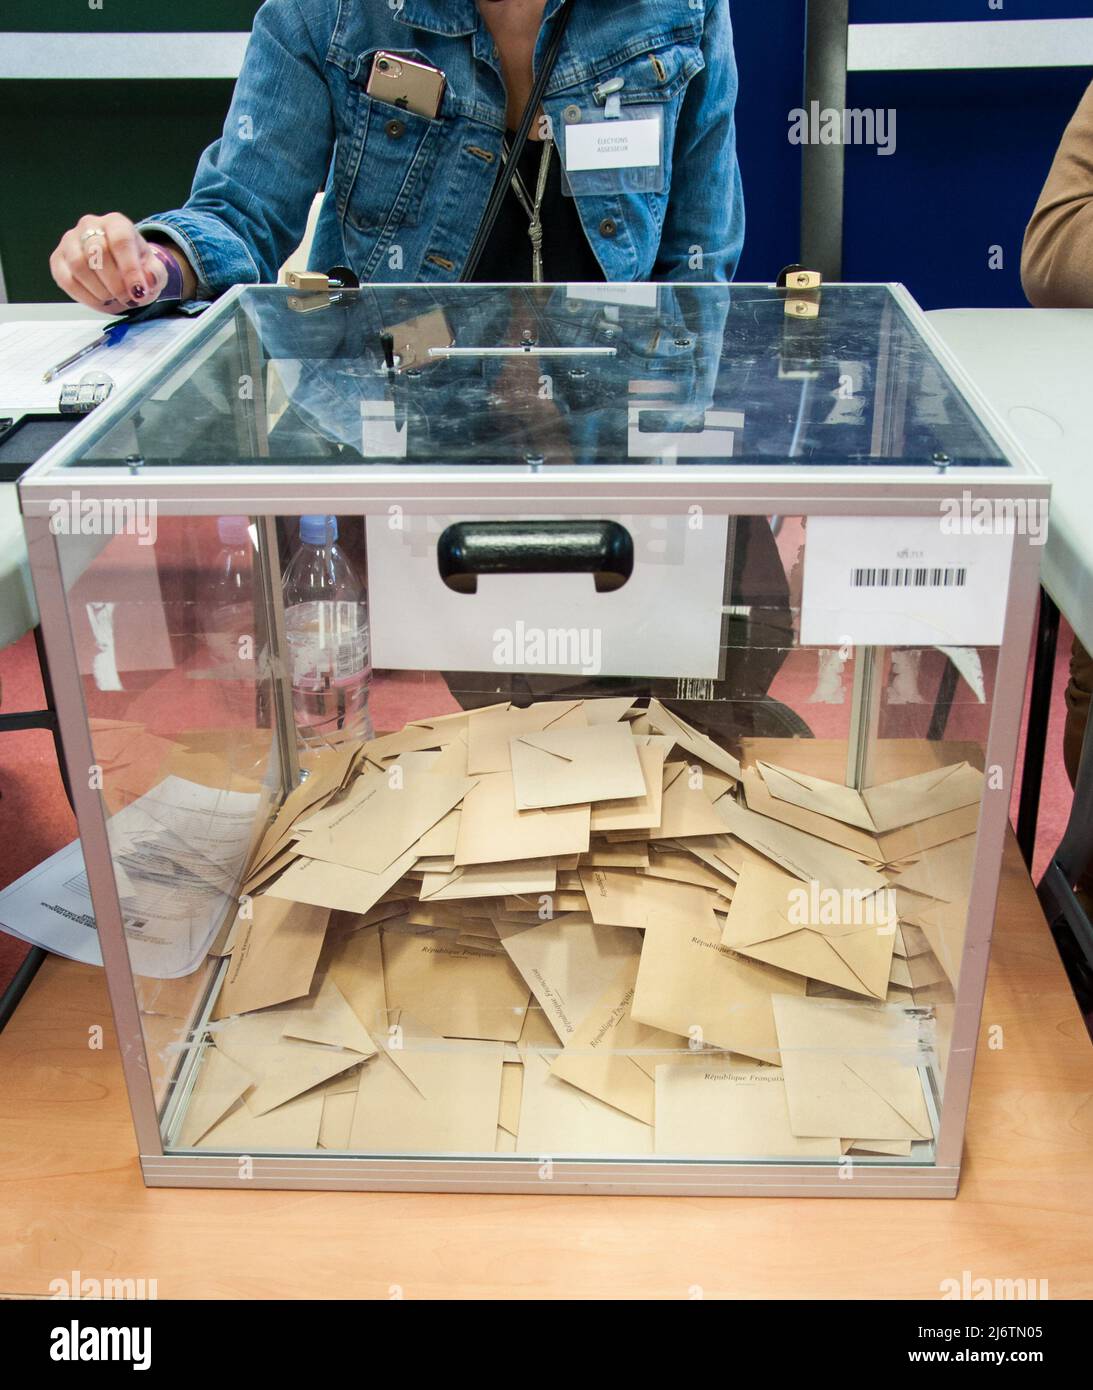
xmin=931 ymin=307 xmax=1093 ymax=984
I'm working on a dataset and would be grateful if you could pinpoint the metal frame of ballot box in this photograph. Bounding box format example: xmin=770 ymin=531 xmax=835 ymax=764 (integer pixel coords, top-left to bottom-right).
xmin=17 ymin=282 xmax=1047 ymax=1197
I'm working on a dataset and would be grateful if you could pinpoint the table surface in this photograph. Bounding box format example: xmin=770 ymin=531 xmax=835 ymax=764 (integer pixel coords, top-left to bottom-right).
xmin=930 ymin=307 xmax=1093 ymax=652
xmin=1 ymin=831 xmax=1090 ymax=1301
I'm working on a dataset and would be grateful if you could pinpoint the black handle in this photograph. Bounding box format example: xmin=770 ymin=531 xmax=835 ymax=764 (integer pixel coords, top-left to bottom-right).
xmin=437 ymin=520 xmax=633 ymax=595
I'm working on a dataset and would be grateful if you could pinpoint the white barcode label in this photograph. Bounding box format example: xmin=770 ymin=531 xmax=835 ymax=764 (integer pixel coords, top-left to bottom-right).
xmin=851 ymin=566 xmax=968 ymax=589
xmin=801 ymin=516 xmax=1013 ymax=647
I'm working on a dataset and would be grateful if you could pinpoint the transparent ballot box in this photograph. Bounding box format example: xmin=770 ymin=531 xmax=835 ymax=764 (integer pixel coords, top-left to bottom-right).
xmin=19 ymin=282 xmax=1046 ymax=1196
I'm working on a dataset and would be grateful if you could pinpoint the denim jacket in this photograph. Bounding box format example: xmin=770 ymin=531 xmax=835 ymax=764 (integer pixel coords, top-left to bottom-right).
xmin=139 ymin=0 xmax=744 ymax=292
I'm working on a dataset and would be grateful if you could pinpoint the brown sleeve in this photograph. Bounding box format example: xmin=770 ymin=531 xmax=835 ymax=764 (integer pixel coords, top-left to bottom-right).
xmin=1022 ymin=80 xmax=1093 ymax=307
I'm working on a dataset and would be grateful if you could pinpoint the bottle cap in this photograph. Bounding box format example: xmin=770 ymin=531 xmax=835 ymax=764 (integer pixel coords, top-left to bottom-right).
xmin=216 ymin=515 xmax=251 ymax=547
xmin=300 ymin=515 xmax=338 ymax=546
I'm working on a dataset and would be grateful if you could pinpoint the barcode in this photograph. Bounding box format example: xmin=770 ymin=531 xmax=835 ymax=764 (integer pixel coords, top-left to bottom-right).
xmin=851 ymin=566 xmax=967 ymax=589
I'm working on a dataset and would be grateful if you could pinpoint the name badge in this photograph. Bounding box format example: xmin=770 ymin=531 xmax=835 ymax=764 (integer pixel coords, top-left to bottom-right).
xmin=561 ymin=105 xmax=664 ymax=195
xmin=565 ymin=116 xmax=661 ymax=172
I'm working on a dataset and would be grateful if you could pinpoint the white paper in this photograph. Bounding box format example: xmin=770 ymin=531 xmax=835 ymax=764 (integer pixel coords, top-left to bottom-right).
xmin=564 ymin=117 xmax=661 ymax=172
xmin=800 ymin=515 xmax=1014 ymax=647
xmin=366 ymin=512 xmax=729 ymax=679
xmin=0 ymin=317 xmax=199 ymax=413
xmin=0 ymin=777 xmax=262 ymax=978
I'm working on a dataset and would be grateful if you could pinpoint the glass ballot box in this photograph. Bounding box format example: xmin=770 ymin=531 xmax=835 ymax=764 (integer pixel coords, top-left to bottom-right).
xmin=19 ymin=282 xmax=1046 ymax=1196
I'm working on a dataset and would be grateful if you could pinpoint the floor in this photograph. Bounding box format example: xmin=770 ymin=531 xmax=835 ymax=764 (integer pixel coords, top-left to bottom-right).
xmin=0 ymin=609 xmax=1081 ymax=999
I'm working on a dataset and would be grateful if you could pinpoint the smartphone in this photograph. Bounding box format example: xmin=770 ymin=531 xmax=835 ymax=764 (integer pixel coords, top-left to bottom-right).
xmin=366 ymin=51 xmax=446 ymax=120
xmin=383 ymin=307 xmax=455 ymax=372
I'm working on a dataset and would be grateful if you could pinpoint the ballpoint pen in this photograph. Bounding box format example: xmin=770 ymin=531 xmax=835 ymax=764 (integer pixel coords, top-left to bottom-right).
xmin=41 ymin=300 xmax=175 ymax=383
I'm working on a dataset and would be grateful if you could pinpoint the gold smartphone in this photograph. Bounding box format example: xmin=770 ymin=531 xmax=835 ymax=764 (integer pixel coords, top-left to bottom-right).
xmin=366 ymin=51 xmax=446 ymax=119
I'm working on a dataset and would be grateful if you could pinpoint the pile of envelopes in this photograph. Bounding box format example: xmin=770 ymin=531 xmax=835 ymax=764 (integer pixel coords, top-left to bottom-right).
xmin=181 ymin=698 xmax=982 ymax=1161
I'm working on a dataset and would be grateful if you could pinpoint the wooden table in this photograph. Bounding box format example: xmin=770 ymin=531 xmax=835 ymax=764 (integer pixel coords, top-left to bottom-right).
xmin=1 ymin=832 xmax=1090 ymax=1301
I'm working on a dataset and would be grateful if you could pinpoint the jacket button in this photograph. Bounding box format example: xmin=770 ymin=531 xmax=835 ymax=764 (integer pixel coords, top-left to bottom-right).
xmin=563 ymin=104 xmax=582 ymax=124
xmin=385 ymin=118 xmax=406 ymax=139
xmin=599 ymin=217 xmax=618 ymax=238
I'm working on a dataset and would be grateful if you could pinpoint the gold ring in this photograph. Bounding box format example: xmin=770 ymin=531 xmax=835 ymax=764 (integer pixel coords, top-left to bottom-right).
xmin=79 ymin=227 xmax=106 ymax=244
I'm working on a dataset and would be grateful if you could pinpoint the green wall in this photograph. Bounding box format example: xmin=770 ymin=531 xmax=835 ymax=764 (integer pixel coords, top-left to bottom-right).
xmin=1 ymin=3 xmax=263 ymax=301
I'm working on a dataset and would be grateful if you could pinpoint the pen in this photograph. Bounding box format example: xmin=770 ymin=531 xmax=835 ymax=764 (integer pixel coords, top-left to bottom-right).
xmin=41 ymin=300 xmax=176 ymax=383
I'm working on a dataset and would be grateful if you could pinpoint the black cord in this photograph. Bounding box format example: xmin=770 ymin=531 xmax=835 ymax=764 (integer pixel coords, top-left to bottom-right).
xmin=461 ymin=0 xmax=577 ymax=282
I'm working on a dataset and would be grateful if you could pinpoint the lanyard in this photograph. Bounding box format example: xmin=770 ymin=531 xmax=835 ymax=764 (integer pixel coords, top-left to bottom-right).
xmin=501 ymin=136 xmax=555 ymax=283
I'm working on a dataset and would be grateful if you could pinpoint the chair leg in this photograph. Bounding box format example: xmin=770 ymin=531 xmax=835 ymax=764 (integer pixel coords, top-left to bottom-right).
xmin=0 ymin=627 xmax=74 ymax=1031
xmin=0 ymin=946 xmax=48 ymax=1033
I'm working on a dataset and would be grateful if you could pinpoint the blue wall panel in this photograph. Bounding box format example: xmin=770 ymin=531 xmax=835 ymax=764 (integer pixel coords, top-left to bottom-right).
xmin=730 ymin=0 xmax=807 ymax=283
xmin=842 ymin=3 xmax=1093 ymax=308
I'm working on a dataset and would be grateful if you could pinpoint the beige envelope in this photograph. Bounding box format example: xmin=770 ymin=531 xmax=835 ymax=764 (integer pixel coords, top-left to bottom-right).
xmin=654 ymin=762 xmax=732 ymax=838
xmin=510 ymin=723 xmax=646 ymax=810
xmin=580 ymin=866 xmax=720 ymax=932
xmin=741 ymin=767 xmax=882 ymax=859
xmin=213 ymin=897 xmax=331 ymax=1018
xmin=467 ymin=700 xmax=586 ymax=774
xmin=589 ymin=737 xmax=672 ymax=833
xmin=875 ymin=803 xmax=980 ymax=863
xmin=322 ymin=923 xmax=388 ymax=1037
xmin=716 ymin=797 xmax=889 ymax=897
xmin=197 ymin=1090 xmax=324 ymax=1151
xmin=912 ymin=898 xmax=967 ymax=988
xmin=318 ymin=1088 xmax=357 ymax=1150
xmin=654 ymin=1057 xmax=842 ymax=1158
xmin=721 ymin=859 xmax=896 ymax=1000
xmin=212 ymin=1009 xmax=366 ymax=1117
xmin=681 ymin=834 xmax=745 ymax=884
xmin=419 ymin=858 xmax=557 ymax=901
xmin=496 ymin=1126 xmax=517 ymax=1152
xmin=248 ymin=741 xmax=361 ymax=874
xmin=862 ymin=762 xmax=984 ymax=833
xmin=265 ymin=845 xmax=418 ymax=916
xmin=772 ymin=994 xmax=934 ymax=1141
xmin=758 ymin=760 xmax=879 ymax=831
xmin=498 ymin=1061 xmax=523 ymax=1136
xmin=497 ymin=914 xmax=640 ymax=1041
xmin=297 ymin=767 xmax=473 ymax=874
xmin=584 ymin=697 xmax=638 ymax=725
xmin=381 ymin=928 xmax=531 ymax=1042
xmin=547 ymin=961 xmax=688 ymax=1123
xmin=758 ymin=759 xmax=983 ymax=837
xmin=455 ymin=769 xmax=590 ymax=867
xmin=631 ymin=916 xmax=806 ymax=1064
xmin=846 ymin=1137 xmax=914 ymax=1156
xmin=177 ymin=1046 xmax=255 ymax=1147
xmin=645 ymin=699 xmax=742 ymax=782
xmin=641 ymin=845 xmax=734 ymax=895
xmin=516 ymin=1050 xmax=653 ymax=1155
xmin=279 ymin=976 xmax=378 ymax=1057
xmin=415 ymin=807 xmax=461 ymax=857
xmin=350 ymin=1042 xmax=505 ymax=1153
xmin=579 ymin=844 xmax=650 ymax=868
xmin=891 ymin=833 xmax=976 ymax=905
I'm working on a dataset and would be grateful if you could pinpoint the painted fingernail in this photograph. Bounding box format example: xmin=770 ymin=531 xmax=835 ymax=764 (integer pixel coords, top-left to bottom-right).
xmin=131 ymin=283 xmax=146 ymax=300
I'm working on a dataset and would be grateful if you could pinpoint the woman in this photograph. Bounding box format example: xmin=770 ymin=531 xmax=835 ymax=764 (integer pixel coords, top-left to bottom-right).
xmin=49 ymin=0 xmax=744 ymax=308
xmin=1023 ymin=79 xmax=1093 ymax=910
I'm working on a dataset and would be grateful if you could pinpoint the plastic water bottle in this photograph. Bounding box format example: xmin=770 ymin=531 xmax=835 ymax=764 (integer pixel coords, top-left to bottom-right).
xmin=206 ymin=515 xmax=256 ymax=720
xmin=282 ymin=515 xmax=374 ymax=743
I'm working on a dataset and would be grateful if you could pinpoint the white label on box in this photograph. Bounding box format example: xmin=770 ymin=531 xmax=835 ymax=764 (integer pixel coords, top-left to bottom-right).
xmin=800 ymin=515 xmax=1014 ymax=648
xmin=366 ymin=513 xmax=728 ymax=680
xmin=564 ymin=117 xmax=661 ymax=172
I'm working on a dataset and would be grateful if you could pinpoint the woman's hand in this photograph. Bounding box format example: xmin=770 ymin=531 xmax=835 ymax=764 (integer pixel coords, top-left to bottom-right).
xmin=49 ymin=212 xmax=187 ymax=312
